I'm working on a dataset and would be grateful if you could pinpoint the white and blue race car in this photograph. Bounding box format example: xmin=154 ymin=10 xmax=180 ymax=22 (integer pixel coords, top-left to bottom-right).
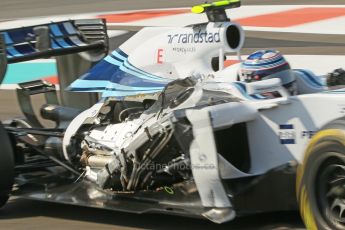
xmin=0 ymin=1 xmax=345 ymax=229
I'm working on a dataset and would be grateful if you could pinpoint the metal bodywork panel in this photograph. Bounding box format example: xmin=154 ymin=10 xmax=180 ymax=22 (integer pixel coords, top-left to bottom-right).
xmin=187 ymin=109 xmax=231 ymax=208
xmin=246 ymin=93 xmax=345 ymax=170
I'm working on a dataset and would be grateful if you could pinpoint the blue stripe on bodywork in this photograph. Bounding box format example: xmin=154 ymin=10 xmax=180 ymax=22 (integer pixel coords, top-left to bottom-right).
xmin=51 ymin=40 xmax=61 ymax=49
xmin=295 ymin=69 xmax=325 ymax=87
xmin=63 ymin=22 xmax=77 ymax=34
xmin=69 ymin=79 xmax=164 ymax=92
xmin=104 ymin=54 xmax=168 ymax=82
xmin=112 ymin=49 xmax=169 ymax=81
xmin=69 ymin=87 xmax=162 ymax=97
xmin=232 ymin=82 xmax=259 ymax=100
xmin=110 ymin=54 xmax=124 ymax=62
xmin=118 ymin=63 xmax=166 ymax=83
xmin=50 ymin=24 xmax=63 ymax=36
xmin=81 ymin=59 xmax=167 ymax=87
xmin=69 ymin=36 xmax=85 ymax=46
xmin=7 ymin=46 xmax=22 ymax=57
xmin=104 ymin=55 xmax=122 ymax=65
xmin=102 ymin=89 xmax=161 ymax=98
xmin=55 ymin=38 xmax=71 ymax=48
xmin=280 ymin=139 xmax=295 ymax=144
xmin=324 ymin=89 xmax=345 ymax=94
xmin=109 ymin=52 xmax=169 ymax=82
xmin=279 ymin=124 xmax=294 ymax=129
xmin=68 ymin=48 xmax=169 ymax=98
xmin=2 ymin=33 xmax=22 ymax=57
xmin=3 ymin=32 xmax=13 ymax=44
xmin=123 ymin=59 xmax=169 ymax=81
xmin=50 ymin=24 xmax=71 ymax=48
xmin=111 ymin=49 xmax=127 ymax=61
xmin=232 ymin=82 xmax=251 ymax=99
xmin=115 ymin=49 xmax=128 ymax=58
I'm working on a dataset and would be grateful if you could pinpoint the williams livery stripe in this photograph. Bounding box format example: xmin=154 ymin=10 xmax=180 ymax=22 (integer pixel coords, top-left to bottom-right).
xmin=232 ymin=82 xmax=267 ymax=100
xmin=279 ymin=124 xmax=295 ymax=144
xmin=68 ymin=49 xmax=170 ymax=98
xmin=294 ymin=69 xmax=325 ymax=88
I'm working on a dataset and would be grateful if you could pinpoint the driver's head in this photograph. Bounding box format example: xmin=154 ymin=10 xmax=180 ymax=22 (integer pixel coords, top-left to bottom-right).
xmin=239 ymin=49 xmax=297 ymax=95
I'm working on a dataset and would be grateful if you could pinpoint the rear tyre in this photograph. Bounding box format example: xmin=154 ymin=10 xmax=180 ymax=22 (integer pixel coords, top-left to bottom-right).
xmin=0 ymin=123 xmax=14 ymax=208
xmin=297 ymin=127 xmax=345 ymax=230
xmin=0 ymin=196 xmax=9 ymax=208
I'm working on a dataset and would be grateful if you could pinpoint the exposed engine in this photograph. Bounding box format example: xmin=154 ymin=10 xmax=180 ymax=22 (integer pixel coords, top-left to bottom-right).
xmin=69 ymin=78 xmax=204 ymax=192
xmin=63 ymin=76 xmax=238 ymax=192
xmin=79 ymin=113 xmax=191 ymax=191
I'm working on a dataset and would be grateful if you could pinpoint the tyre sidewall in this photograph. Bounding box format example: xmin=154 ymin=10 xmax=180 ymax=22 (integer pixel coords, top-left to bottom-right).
xmin=0 ymin=123 xmax=14 ymax=198
xmin=298 ymin=130 xmax=345 ymax=230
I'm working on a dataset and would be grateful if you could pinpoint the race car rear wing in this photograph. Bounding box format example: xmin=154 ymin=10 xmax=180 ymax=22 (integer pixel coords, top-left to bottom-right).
xmin=0 ymin=19 xmax=109 ymax=83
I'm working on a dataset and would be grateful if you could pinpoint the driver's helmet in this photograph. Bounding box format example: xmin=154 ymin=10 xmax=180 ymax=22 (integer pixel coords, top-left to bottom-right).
xmin=239 ymin=50 xmax=297 ymax=95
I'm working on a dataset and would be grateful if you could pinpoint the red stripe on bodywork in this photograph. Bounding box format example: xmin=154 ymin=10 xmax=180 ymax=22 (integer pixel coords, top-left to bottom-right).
xmin=98 ymin=9 xmax=190 ymax=23
xmin=224 ymin=60 xmax=240 ymax=68
xmin=236 ymin=7 xmax=345 ymax=28
xmin=42 ymin=76 xmax=59 ymax=85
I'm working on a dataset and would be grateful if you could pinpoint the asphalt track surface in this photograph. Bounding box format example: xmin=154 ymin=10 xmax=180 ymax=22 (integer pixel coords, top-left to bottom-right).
xmin=0 ymin=0 xmax=345 ymax=229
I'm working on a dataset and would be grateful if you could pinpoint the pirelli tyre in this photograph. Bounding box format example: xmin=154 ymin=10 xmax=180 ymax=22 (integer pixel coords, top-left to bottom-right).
xmin=0 ymin=123 xmax=14 ymax=208
xmin=297 ymin=124 xmax=345 ymax=230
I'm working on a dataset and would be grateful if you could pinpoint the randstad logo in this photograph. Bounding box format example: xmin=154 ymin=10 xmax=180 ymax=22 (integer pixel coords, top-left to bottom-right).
xmin=168 ymin=30 xmax=221 ymax=44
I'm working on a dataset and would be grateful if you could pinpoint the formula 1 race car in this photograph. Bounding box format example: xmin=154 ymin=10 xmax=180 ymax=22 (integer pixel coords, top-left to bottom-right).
xmin=1 ymin=1 xmax=345 ymax=229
